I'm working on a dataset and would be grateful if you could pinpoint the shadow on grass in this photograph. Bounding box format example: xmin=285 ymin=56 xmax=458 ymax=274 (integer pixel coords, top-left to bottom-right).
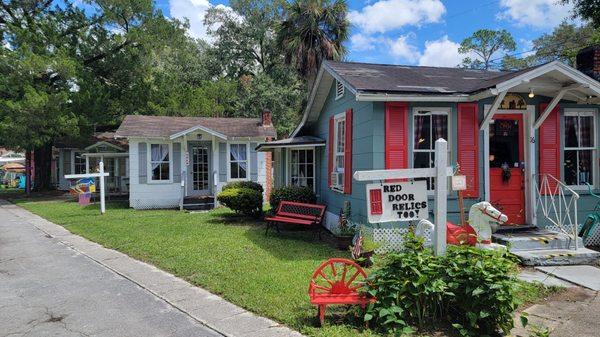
xmin=242 ymin=224 xmax=347 ymax=262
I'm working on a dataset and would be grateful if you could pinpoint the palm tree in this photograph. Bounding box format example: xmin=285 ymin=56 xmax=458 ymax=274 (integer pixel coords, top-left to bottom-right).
xmin=277 ymin=0 xmax=349 ymax=84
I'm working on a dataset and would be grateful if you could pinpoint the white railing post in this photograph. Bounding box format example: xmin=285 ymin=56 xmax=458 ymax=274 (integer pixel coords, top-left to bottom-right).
xmin=433 ymin=139 xmax=448 ymax=255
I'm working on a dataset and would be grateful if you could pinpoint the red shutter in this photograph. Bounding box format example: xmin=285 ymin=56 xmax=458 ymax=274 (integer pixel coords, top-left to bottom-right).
xmin=385 ymin=102 xmax=408 ymax=171
xmin=328 ymin=116 xmax=334 ymax=188
xmin=457 ymin=103 xmax=479 ymax=198
xmin=344 ymin=109 xmax=353 ymax=194
xmin=539 ymin=103 xmax=560 ymax=194
xmin=369 ymin=188 xmax=383 ymax=215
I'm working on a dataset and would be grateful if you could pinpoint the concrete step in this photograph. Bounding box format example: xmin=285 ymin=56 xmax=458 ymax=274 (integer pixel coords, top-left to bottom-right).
xmin=492 ymin=229 xmax=583 ymax=251
xmin=183 ymin=196 xmax=215 ymax=211
xmin=514 ymin=248 xmax=600 ymax=266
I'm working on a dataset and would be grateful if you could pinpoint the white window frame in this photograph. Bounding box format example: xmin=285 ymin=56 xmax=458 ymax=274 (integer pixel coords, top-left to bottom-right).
xmin=335 ymin=80 xmax=345 ymax=100
xmin=72 ymin=151 xmax=86 ymax=175
xmin=411 ymin=107 xmax=452 ymax=193
xmin=563 ymin=108 xmax=597 ymax=190
xmin=286 ymin=147 xmax=316 ymax=191
xmin=147 ymin=142 xmax=173 ymax=184
xmin=227 ymin=142 xmax=250 ymax=181
xmin=331 ymin=112 xmax=346 ymax=192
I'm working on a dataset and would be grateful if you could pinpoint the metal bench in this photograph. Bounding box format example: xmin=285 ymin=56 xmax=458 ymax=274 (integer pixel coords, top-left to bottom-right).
xmin=308 ymin=258 xmax=375 ymax=326
xmin=264 ymin=201 xmax=326 ymax=237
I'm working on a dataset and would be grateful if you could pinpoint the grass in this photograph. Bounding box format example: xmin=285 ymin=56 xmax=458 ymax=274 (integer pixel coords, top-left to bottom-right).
xmin=12 ymin=197 xmax=563 ymax=337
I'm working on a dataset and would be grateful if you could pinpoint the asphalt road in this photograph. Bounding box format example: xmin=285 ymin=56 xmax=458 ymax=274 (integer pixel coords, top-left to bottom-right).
xmin=0 ymin=202 xmax=222 ymax=337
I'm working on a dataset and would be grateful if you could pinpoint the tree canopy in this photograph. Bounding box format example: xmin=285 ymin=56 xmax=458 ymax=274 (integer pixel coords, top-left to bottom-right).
xmin=459 ymin=29 xmax=516 ymax=70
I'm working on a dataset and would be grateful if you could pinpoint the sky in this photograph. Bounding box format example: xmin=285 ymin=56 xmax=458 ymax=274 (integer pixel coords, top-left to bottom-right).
xmin=155 ymin=0 xmax=579 ymax=67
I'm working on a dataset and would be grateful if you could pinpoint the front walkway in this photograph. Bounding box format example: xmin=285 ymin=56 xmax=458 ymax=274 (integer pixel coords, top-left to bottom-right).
xmin=0 ymin=200 xmax=302 ymax=337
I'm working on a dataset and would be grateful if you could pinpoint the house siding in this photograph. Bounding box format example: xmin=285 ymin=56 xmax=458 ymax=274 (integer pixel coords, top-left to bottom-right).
xmin=300 ymin=83 xmax=376 ymax=232
xmin=129 ymin=138 xmax=183 ymax=209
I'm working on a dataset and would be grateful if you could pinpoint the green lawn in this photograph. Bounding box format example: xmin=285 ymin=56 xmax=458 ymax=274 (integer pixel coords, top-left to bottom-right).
xmin=13 ymin=198 xmax=561 ymax=337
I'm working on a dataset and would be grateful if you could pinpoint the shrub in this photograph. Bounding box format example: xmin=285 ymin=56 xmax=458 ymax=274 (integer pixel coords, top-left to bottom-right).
xmin=269 ymin=185 xmax=316 ymax=211
xmin=364 ymin=232 xmax=449 ymax=335
xmin=444 ymin=245 xmax=520 ymax=336
xmin=364 ymin=232 xmax=521 ymax=336
xmin=217 ymin=187 xmax=262 ymax=218
xmin=221 ymin=181 xmax=263 ymax=193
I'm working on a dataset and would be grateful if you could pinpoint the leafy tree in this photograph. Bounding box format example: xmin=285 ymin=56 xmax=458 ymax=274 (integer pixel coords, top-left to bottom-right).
xmin=501 ymin=22 xmax=598 ymax=70
xmin=459 ymin=29 xmax=516 ymax=70
xmin=562 ymin=0 xmax=600 ymax=28
xmin=277 ymin=0 xmax=349 ymax=84
xmin=204 ymin=0 xmax=306 ymax=136
xmin=0 ymin=0 xmax=205 ymax=190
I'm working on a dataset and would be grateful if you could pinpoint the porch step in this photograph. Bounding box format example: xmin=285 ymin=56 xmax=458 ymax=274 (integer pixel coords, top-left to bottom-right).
xmin=183 ymin=196 xmax=215 ymax=211
xmin=492 ymin=229 xmax=583 ymax=251
xmin=514 ymin=248 xmax=600 ymax=266
xmin=494 ymin=224 xmax=537 ymax=233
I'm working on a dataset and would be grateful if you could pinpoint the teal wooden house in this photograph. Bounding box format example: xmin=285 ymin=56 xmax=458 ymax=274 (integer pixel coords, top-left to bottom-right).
xmin=257 ymin=46 xmax=600 ymax=253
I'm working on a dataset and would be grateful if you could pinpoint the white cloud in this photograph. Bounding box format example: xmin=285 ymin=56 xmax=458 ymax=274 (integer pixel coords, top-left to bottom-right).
xmin=417 ymin=35 xmax=464 ymax=67
xmin=387 ymin=35 xmax=420 ymax=63
xmin=498 ymin=0 xmax=575 ymax=28
xmin=349 ymin=0 xmax=446 ymax=34
xmin=350 ymin=34 xmax=377 ymax=51
xmin=169 ymin=0 xmax=237 ymax=41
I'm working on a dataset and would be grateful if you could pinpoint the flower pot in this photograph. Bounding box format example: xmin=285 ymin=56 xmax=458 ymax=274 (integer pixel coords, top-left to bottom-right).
xmin=336 ymin=236 xmax=354 ymax=250
xmin=357 ymin=251 xmax=374 ymax=267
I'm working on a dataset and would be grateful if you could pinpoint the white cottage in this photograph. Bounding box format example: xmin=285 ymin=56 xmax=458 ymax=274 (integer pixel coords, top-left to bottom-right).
xmin=114 ymin=112 xmax=276 ymax=210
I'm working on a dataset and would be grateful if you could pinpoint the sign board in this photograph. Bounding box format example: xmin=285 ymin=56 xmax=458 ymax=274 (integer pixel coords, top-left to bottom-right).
xmin=366 ymin=180 xmax=428 ymax=223
xmin=451 ymin=175 xmax=467 ymax=191
xmin=185 ymin=152 xmax=190 ymax=166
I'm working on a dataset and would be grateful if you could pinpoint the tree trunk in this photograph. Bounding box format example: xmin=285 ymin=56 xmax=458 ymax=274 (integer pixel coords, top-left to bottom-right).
xmin=25 ymin=151 xmax=32 ymax=196
xmin=33 ymin=143 xmax=53 ymax=191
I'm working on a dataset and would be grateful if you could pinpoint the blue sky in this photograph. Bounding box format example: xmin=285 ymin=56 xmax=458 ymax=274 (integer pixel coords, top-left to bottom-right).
xmin=157 ymin=0 xmax=578 ymax=67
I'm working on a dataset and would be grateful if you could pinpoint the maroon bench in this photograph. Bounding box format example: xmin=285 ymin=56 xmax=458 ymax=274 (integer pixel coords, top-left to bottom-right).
xmin=264 ymin=201 xmax=326 ymax=238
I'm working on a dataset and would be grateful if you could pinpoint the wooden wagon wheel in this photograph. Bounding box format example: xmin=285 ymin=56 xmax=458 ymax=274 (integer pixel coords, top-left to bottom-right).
xmin=308 ymin=258 xmax=371 ymax=326
xmin=309 ymin=258 xmax=368 ymax=295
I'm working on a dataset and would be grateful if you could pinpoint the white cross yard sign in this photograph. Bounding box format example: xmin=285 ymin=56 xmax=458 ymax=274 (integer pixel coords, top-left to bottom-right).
xmin=65 ymin=161 xmax=110 ymax=214
xmin=354 ymin=139 xmax=453 ymax=255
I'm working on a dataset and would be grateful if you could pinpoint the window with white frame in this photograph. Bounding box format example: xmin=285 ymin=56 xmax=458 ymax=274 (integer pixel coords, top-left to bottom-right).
xmin=332 ymin=113 xmax=346 ymax=191
xmin=412 ymin=108 xmax=450 ymax=190
xmin=289 ymin=148 xmax=315 ymax=190
xmin=335 ymin=80 xmax=344 ymax=100
xmin=564 ymin=109 xmax=596 ymax=187
xmin=149 ymin=144 xmax=170 ymax=181
xmin=229 ymin=143 xmax=248 ymax=180
xmin=73 ymin=152 xmax=86 ymax=174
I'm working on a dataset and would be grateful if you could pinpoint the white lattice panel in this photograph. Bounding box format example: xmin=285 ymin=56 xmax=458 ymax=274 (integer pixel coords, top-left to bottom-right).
xmin=361 ymin=226 xmax=432 ymax=253
xmin=131 ymin=199 xmax=179 ymax=210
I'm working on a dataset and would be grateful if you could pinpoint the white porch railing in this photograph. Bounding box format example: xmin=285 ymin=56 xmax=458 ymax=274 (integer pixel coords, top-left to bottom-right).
xmin=534 ymin=174 xmax=579 ymax=250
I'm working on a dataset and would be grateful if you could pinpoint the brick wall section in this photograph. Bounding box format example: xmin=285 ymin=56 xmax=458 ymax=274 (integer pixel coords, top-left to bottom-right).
xmin=264 ymin=137 xmax=273 ymax=202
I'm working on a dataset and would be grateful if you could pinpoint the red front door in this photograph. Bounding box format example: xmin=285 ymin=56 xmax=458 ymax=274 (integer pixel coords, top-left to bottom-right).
xmin=489 ymin=114 xmax=526 ymax=225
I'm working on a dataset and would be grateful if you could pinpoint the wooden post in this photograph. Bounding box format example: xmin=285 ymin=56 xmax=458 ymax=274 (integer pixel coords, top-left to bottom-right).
xmin=433 ymin=139 xmax=448 ymax=255
xmin=99 ymin=161 xmax=106 ymax=214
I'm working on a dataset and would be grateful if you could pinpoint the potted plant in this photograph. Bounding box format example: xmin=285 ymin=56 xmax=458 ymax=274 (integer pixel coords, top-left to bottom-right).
xmin=350 ymin=236 xmax=380 ymax=267
xmin=335 ymin=201 xmax=355 ymax=250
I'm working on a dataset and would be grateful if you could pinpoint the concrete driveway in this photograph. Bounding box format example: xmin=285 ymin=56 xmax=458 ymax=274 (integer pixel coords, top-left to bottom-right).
xmin=0 ymin=201 xmax=301 ymax=337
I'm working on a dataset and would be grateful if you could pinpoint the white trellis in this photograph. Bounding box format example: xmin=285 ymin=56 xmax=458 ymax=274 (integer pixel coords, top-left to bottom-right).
xmin=65 ymin=161 xmax=109 ymax=214
xmin=354 ymin=139 xmax=453 ymax=255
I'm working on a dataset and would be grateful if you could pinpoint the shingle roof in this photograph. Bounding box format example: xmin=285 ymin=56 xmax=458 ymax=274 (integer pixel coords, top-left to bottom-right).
xmin=115 ymin=115 xmax=277 ymax=139
xmin=325 ymin=61 xmax=544 ymax=94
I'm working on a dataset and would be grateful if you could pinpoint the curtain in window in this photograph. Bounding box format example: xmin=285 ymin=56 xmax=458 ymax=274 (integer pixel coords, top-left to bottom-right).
xmin=151 ymin=144 xmax=168 ymax=170
xmin=433 ymin=115 xmax=447 ymax=141
xmin=230 ymin=145 xmax=247 ymax=171
xmin=414 ymin=114 xmax=425 ymax=149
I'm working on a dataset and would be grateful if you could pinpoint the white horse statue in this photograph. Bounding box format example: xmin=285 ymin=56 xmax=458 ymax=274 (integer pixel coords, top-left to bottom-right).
xmin=415 ymin=201 xmax=508 ymax=245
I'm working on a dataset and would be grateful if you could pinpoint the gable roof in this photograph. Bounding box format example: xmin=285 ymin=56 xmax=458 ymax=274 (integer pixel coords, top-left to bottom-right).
xmin=325 ymin=61 xmax=523 ymax=94
xmin=115 ymin=115 xmax=276 ymax=139
xmin=291 ymin=60 xmax=600 ymax=137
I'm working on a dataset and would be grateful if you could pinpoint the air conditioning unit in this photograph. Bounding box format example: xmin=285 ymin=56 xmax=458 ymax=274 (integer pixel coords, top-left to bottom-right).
xmin=330 ymin=171 xmax=344 ymax=188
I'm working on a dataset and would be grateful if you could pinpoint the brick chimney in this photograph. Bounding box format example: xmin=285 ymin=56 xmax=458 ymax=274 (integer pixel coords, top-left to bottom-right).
xmin=261 ymin=110 xmax=272 ymax=126
xmin=576 ymin=45 xmax=600 ymax=81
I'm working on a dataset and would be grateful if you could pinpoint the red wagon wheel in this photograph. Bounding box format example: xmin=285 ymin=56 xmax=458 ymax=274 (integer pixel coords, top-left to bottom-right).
xmin=309 ymin=258 xmax=368 ymax=296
